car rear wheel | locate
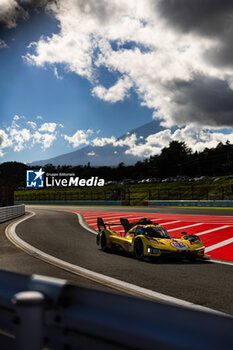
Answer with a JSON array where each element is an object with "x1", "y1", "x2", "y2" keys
[
  {"x1": 134, "y1": 238, "x2": 144, "y2": 260},
  {"x1": 96, "y1": 233, "x2": 100, "y2": 245},
  {"x1": 100, "y1": 232, "x2": 107, "y2": 251}
]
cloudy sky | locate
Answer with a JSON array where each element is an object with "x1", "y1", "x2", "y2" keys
[{"x1": 1, "y1": 0, "x2": 233, "y2": 163}]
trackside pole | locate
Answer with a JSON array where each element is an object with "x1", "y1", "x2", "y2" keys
[{"x1": 12, "y1": 291, "x2": 44, "y2": 350}]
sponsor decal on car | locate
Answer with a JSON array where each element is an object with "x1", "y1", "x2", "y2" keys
[{"x1": 170, "y1": 241, "x2": 188, "y2": 250}]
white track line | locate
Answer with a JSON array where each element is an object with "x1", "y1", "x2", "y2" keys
[
  {"x1": 169, "y1": 223, "x2": 203, "y2": 232},
  {"x1": 77, "y1": 213, "x2": 139, "y2": 220},
  {"x1": 78, "y1": 213, "x2": 103, "y2": 217},
  {"x1": 196, "y1": 225, "x2": 230, "y2": 236},
  {"x1": 77, "y1": 214, "x2": 98, "y2": 234},
  {"x1": 85, "y1": 217, "x2": 165, "y2": 225},
  {"x1": 5, "y1": 211, "x2": 230, "y2": 317},
  {"x1": 85, "y1": 215, "x2": 123, "y2": 222},
  {"x1": 158, "y1": 220, "x2": 181, "y2": 225},
  {"x1": 208, "y1": 259, "x2": 233, "y2": 266},
  {"x1": 205, "y1": 238, "x2": 233, "y2": 253},
  {"x1": 86, "y1": 215, "x2": 143, "y2": 223}
]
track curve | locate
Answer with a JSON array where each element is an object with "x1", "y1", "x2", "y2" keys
[{"x1": 11, "y1": 205, "x2": 233, "y2": 315}]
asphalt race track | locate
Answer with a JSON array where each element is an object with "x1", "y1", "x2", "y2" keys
[
  {"x1": 3, "y1": 205, "x2": 233, "y2": 316},
  {"x1": 0, "y1": 213, "x2": 124, "y2": 294}
]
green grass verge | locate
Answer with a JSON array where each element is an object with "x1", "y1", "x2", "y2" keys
[{"x1": 15, "y1": 177, "x2": 233, "y2": 205}]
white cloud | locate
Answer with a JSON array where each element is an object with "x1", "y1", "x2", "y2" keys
[
  {"x1": 92, "y1": 133, "x2": 137, "y2": 148},
  {"x1": 0, "y1": 115, "x2": 59, "y2": 156},
  {"x1": 83, "y1": 124, "x2": 233, "y2": 158},
  {"x1": 63, "y1": 129, "x2": 93, "y2": 148},
  {"x1": 13, "y1": 114, "x2": 20, "y2": 121},
  {"x1": 114, "y1": 133, "x2": 137, "y2": 147},
  {"x1": 92, "y1": 76, "x2": 132, "y2": 103},
  {"x1": 54, "y1": 66, "x2": 63, "y2": 80},
  {"x1": 0, "y1": 39, "x2": 8, "y2": 48},
  {"x1": 87, "y1": 151, "x2": 95, "y2": 156},
  {"x1": 27, "y1": 121, "x2": 37, "y2": 130},
  {"x1": 39, "y1": 122, "x2": 57, "y2": 133},
  {"x1": 24, "y1": 0, "x2": 233, "y2": 129},
  {"x1": 33, "y1": 131, "x2": 56, "y2": 150},
  {"x1": 92, "y1": 136, "x2": 116, "y2": 147},
  {"x1": 125, "y1": 125, "x2": 233, "y2": 157},
  {"x1": 8, "y1": 127, "x2": 31, "y2": 152},
  {"x1": 0, "y1": 129, "x2": 13, "y2": 156},
  {"x1": 1, "y1": 114, "x2": 233, "y2": 160},
  {"x1": 36, "y1": 115, "x2": 43, "y2": 120}
]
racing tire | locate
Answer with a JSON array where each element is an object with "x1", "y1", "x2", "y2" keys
[
  {"x1": 100, "y1": 232, "x2": 108, "y2": 251},
  {"x1": 134, "y1": 238, "x2": 144, "y2": 260},
  {"x1": 96, "y1": 233, "x2": 100, "y2": 245}
]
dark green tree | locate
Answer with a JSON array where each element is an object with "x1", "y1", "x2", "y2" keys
[{"x1": 157, "y1": 141, "x2": 192, "y2": 177}]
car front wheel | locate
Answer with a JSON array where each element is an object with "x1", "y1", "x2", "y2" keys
[{"x1": 134, "y1": 238, "x2": 144, "y2": 260}]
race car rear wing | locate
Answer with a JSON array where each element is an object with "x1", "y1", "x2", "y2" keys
[
  {"x1": 98, "y1": 217, "x2": 158, "y2": 234},
  {"x1": 97, "y1": 217, "x2": 106, "y2": 232},
  {"x1": 120, "y1": 217, "x2": 156, "y2": 235},
  {"x1": 97, "y1": 217, "x2": 122, "y2": 232},
  {"x1": 120, "y1": 218, "x2": 131, "y2": 234}
]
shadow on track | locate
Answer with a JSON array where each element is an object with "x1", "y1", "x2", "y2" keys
[{"x1": 96, "y1": 248, "x2": 213, "y2": 265}]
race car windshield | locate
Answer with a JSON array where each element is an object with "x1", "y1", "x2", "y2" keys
[{"x1": 145, "y1": 227, "x2": 171, "y2": 239}]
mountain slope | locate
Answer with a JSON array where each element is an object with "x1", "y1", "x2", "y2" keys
[{"x1": 29, "y1": 120, "x2": 163, "y2": 166}]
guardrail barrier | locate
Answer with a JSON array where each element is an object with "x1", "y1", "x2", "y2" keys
[
  {"x1": 0, "y1": 269, "x2": 233, "y2": 350},
  {"x1": 0, "y1": 204, "x2": 25, "y2": 223}
]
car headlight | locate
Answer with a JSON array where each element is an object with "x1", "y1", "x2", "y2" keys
[{"x1": 147, "y1": 246, "x2": 159, "y2": 254}]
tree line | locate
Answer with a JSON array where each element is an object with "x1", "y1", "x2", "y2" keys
[{"x1": 1, "y1": 140, "x2": 233, "y2": 187}]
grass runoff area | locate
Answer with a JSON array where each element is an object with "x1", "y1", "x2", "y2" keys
[{"x1": 15, "y1": 176, "x2": 233, "y2": 206}]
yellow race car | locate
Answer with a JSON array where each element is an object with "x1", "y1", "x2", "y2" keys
[{"x1": 96, "y1": 217, "x2": 205, "y2": 261}]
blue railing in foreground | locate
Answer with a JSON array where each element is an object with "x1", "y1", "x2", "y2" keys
[{"x1": 0, "y1": 269, "x2": 232, "y2": 350}]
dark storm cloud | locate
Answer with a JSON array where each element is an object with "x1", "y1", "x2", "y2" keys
[
  {"x1": 155, "y1": 0, "x2": 233, "y2": 127},
  {"x1": 0, "y1": 2, "x2": 27, "y2": 29},
  {"x1": 166, "y1": 75, "x2": 233, "y2": 127},
  {"x1": 204, "y1": 34, "x2": 233, "y2": 69},
  {"x1": 156, "y1": 0, "x2": 233, "y2": 68},
  {"x1": 156, "y1": 0, "x2": 233, "y2": 37},
  {"x1": 0, "y1": 0, "x2": 52, "y2": 29}
]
